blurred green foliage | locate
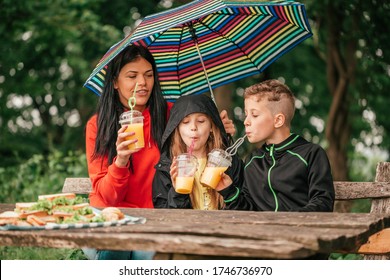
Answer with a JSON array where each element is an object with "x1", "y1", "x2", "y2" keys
[
  {"x1": 0, "y1": 149, "x2": 88, "y2": 260},
  {"x1": 0, "y1": 150, "x2": 87, "y2": 203}
]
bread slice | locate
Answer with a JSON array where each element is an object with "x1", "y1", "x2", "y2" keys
[
  {"x1": 72, "y1": 203, "x2": 90, "y2": 210},
  {"x1": 18, "y1": 210, "x2": 49, "y2": 219},
  {"x1": 15, "y1": 202, "x2": 37, "y2": 211},
  {"x1": 26, "y1": 215, "x2": 47, "y2": 226},
  {"x1": 52, "y1": 211, "x2": 74, "y2": 218},
  {"x1": 14, "y1": 220, "x2": 32, "y2": 227},
  {"x1": 38, "y1": 192, "x2": 76, "y2": 201},
  {"x1": 40, "y1": 216, "x2": 57, "y2": 223}
]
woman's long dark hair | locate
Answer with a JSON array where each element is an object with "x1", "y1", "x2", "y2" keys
[{"x1": 93, "y1": 45, "x2": 168, "y2": 165}]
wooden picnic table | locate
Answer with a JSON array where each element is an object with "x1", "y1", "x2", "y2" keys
[{"x1": 0, "y1": 204, "x2": 389, "y2": 259}]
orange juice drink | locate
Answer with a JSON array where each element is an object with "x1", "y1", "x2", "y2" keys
[
  {"x1": 200, "y1": 166, "x2": 228, "y2": 189},
  {"x1": 175, "y1": 153, "x2": 198, "y2": 194},
  {"x1": 125, "y1": 122, "x2": 145, "y2": 150},
  {"x1": 175, "y1": 176, "x2": 195, "y2": 194},
  {"x1": 119, "y1": 110, "x2": 144, "y2": 151}
]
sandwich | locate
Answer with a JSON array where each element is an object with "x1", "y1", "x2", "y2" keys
[
  {"x1": 0, "y1": 211, "x2": 20, "y2": 226},
  {"x1": 15, "y1": 200, "x2": 50, "y2": 219}
]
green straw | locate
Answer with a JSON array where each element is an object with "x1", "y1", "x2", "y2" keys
[{"x1": 128, "y1": 82, "x2": 137, "y2": 123}]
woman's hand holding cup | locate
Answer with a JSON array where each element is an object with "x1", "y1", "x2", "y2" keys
[{"x1": 115, "y1": 125, "x2": 142, "y2": 168}]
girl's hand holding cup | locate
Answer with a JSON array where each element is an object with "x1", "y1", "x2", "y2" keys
[{"x1": 170, "y1": 157, "x2": 178, "y2": 189}]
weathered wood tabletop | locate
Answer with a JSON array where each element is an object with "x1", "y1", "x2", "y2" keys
[{"x1": 0, "y1": 204, "x2": 389, "y2": 259}]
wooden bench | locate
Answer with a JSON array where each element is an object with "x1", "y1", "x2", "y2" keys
[
  {"x1": 62, "y1": 177, "x2": 92, "y2": 194},
  {"x1": 63, "y1": 162, "x2": 390, "y2": 259}
]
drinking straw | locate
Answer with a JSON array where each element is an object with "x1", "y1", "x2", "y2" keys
[
  {"x1": 226, "y1": 135, "x2": 247, "y2": 156},
  {"x1": 188, "y1": 138, "x2": 195, "y2": 157},
  {"x1": 128, "y1": 82, "x2": 138, "y2": 123},
  {"x1": 187, "y1": 138, "x2": 197, "y2": 174}
]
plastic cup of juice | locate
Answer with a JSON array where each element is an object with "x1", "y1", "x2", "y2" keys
[
  {"x1": 175, "y1": 154, "x2": 198, "y2": 194},
  {"x1": 119, "y1": 110, "x2": 145, "y2": 151},
  {"x1": 200, "y1": 149, "x2": 232, "y2": 189}
]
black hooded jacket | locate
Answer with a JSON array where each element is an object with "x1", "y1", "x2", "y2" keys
[
  {"x1": 152, "y1": 94, "x2": 244, "y2": 209},
  {"x1": 219, "y1": 134, "x2": 335, "y2": 212}
]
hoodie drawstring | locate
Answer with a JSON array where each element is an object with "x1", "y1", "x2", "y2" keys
[{"x1": 268, "y1": 144, "x2": 279, "y2": 212}]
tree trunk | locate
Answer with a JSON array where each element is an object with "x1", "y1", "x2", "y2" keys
[
  {"x1": 324, "y1": 3, "x2": 357, "y2": 212},
  {"x1": 324, "y1": 3, "x2": 356, "y2": 181},
  {"x1": 325, "y1": 77, "x2": 349, "y2": 181}
]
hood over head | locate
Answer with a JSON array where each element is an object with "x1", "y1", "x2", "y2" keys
[{"x1": 161, "y1": 94, "x2": 228, "y2": 151}]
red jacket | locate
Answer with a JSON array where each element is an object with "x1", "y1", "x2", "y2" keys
[{"x1": 86, "y1": 103, "x2": 173, "y2": 208}]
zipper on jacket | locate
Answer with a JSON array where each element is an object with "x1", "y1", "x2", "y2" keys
[{"x1": 268, "y1": 144, "x2": 279, "y2": 212}]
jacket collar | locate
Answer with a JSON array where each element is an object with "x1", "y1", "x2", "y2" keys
[{"x1": 262, "y1": 134, "x2": 306, "y2": 155}]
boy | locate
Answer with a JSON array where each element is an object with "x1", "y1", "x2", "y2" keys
[{"x1": 217, "y1": 79, "x2": 335, "y2": 212}]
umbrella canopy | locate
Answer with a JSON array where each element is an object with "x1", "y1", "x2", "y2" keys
[{"x1": 85, "y1": 0, "x2": 312, "y2": 101}]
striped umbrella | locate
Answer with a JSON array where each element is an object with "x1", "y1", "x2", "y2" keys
[{"x1": 85, "y1": 0, "x2": 312, "y2": 102}]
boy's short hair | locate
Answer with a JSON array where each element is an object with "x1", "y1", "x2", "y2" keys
[{"x1": 244, "y1": 79, "x2": 295, "y2": 127}]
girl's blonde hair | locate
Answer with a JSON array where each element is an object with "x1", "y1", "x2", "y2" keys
[{"x1": 170, "y1": 114, "x2": 225, "y2": 210}]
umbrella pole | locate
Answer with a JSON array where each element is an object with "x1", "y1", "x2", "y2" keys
[
  {"x1": 189, "y1": 24, "x2": 216, "y2": 106},
  {"x1": 193, "y1": 42, "x2": 215, "y2": 103}
]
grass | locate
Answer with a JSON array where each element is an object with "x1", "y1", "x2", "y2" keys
[
  {"x1": 329, "y1": 253, "x2": 363, "y2": 260},
  {"x1": 1, "y1": 247, "x2": 364, "y2": 260},
  {"x1": 0, "y1": 247, "x2": 87, "y2": 260}
]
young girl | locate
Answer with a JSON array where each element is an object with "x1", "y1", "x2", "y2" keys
[{"x1": 152, "y1": 94, "x2": 243, "y2": 210}]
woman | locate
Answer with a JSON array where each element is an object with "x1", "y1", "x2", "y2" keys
[{"x1": 86, "y1": 45, "x2": 171, "y2": 209}]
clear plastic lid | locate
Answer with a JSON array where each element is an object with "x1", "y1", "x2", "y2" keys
[
  {"x1": 176, "y1": 153, "x2": 198, "y2": 176},
  {"x1": 177, "y1": 153, "x2": 197, "y2": 162},
  {"x1": 119, "y1": 110, "x2": 144, "y2": 125},
  {"x1": 207, "y1": 148, "x2": 232, "y2": 167}
]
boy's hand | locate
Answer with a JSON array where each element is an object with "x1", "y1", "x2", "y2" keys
[
  {"x1": 220, "y1": 110, "x2": 236, "y2": 136},
  {"x1": 215, "y1": 172, "x2": 233, "y2": 191}
]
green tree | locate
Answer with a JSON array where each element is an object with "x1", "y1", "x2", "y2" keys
[
  {"x1": 0, "y1": 0, "x2": 164, "y2": 167},
  {"x1": 303, "y1": 0, "x2": 389, "y2": 180},
  {"x1": 255, "y1": 0, "x2": 389, "y2": 181}
]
